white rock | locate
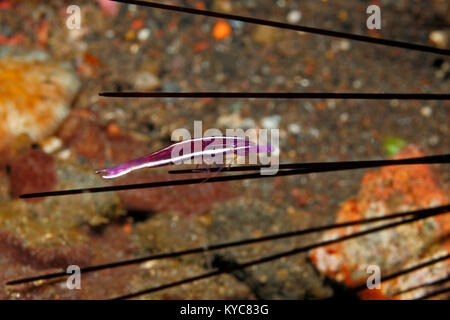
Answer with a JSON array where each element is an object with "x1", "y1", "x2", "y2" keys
[
  {"x1": 137, "y1": 28, "x2": 151, "y2": 41},
  {"x1": 286, "y1": 10, "x2": 302, "y2": 24},
  {"x1": 288, "y1": 123, "x2": 301, "y2": 134},
  {"x1": 429, "y1": 30, "x2": 448, "y2": 49},
  {"x1": 133, "y1": 71, "x2": 161, "y2": 90},
  {"x1": 261, "y1": 115, "x2": 281, "y2": 129}
]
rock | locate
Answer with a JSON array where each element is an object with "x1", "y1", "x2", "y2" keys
[
  {"x1": 252, "y1": 25, "x2": 283, "y2": 46},
  {"x1": 429, "y1": 30, "x2": 448, "y2": 49},
  {"x1": 6, "y1": 154, "x2": 124, "y2": 226},
  {"x1": 0, "y1": 151, "x2": 125, "y2": 273},
  {"x1": 286, "y1": 10, "x2": 302, "y2": 24},
  {"x1": 137, "y1": 28, "x2": 151, "y2": 42},
  {"x1": 261, "y1": 115, "x2": 281, "y2": 129},
  {"x1": 361, "y1": 243, "x2": 450, "y2": 300},
  {"x1": 130, "y1": 210, "x2": 254, "y2": 299},
  {"x1": 206, "y1": 198, "x2": 333, "y2": 299},
  {"x1": 217, "y1": 112, "x2": 243, "y2": 128},
  {"x1": 133, "y1": 71, "x2": 161, "y2": 91},
  {"x1": 288, "y1": 123, "x2": 302, "y2": 134},
  {"x1": 9, "y1": 149, "x2": 57, "y2": 200},
  {"x1": 130, "y1": 259, "x2": 253, "y2": 300},
  {"x1": 309, "y1": 146, "x2": 449, "y2": 297},
  {"x1": 0, "y1": 56, "x2": 80, "y2": 154}
]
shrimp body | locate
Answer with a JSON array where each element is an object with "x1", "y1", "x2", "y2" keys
[{"x1": 96, "y1": 136, "x2": 271, "y2": 179}]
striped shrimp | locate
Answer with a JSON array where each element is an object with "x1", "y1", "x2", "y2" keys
[{"x1": 95, "y1": 136, "x2": 272, "y2": 179}]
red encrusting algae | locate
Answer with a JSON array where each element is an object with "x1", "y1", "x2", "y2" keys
[
  {"x1": 309, "y1": 145, "x2": 449, "y2": 299},
  {"x1": 9, "y1": 149, "x2": 57, "y2": 201}
]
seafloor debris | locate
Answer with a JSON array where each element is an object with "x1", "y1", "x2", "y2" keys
[
  {"x1": 0, "y1": 0, "x2": 448, "y2": 300},
  {"x1": 58, "y1": 109, "x2": 153, "y2": 166},
  {"x1": 130, "y1": 259, "x2": 254, "y2": 300},
  {"x1": 309, "y1": 146, "x2": 449, "y2": 299},
  {"x1": 131, "y1": 210, "x2": 218, "y2": 269},
  {"x1": 1, "y1": 223, "x2": 138, "y2": 299},
  {"x1": 359, "y1": 242, "x2": 450, "y2": 300},
  {"x1": 0, "y1": 55, "x2": 80, "y2": 159},
  {"x1": 0, "y1": 154, "x2": 124, "y2": 271},
  {"x1": 9, "y1": 149, "x2": 57, "y2": 200},
  {"x1": 205, "y1": 198, "x2": 333, "y2": 299}
]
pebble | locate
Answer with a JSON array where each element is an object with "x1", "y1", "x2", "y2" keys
[
  {"x1": 339, "y1": 40, "x2": 351, "y2": 51},
  {"x1": 420, "y1": 106, "x2": 433, "y2": 118},
  {"x1": 300, "y1": 78, "x2": 310, "y2": 87},
  {"x1": 105, "y1": 29, "x2": 115, "y2": 39},
  {"x1": 428, "y1": 135, "x2": 439, "y2": 146},
  {"x1": 327, "y1": 100, "x2": 337, "y2": 109},
  {"x1": 57, "y1": 149, "x2": 71, "y2": 160},
  {"x1": 40, "y1": 136, "x2": 63, "y2": 154},
  {"x1": 390, "y1": 100, "x2": 400, "y2": 108},
  {"x1": 241, "y1": 118, "x2": 257, "y2": 129},
  {"x1": 288, "y1": 123, "x2": 302, "y2": 134},
  {"x1": 429, "y1": 30, "x2": 448, "y2": 49},
  {"x1": 217, "y1": 113, "x2": 243, "y2": 129},
  {"x1": 230, "y1": 20, "x2": 244, "y2": 30},
  {"x1": 352, "y1": 79, "x2": 363, "y2": 89},
  {"x1": 137, "y1": 28, "x2": 151, "y2": 41},
  {"x1": 130, "y1": 43, "x2": 139, "y2": 54},
  {"x1": 134, "y1": 71, "x2": 161, "y2": 90},
  {"x1": 0, "y1": 56, "x2": 80, "y2": 149},
  {"x1": 339, "y1": 112, "x2": 349, "y2": 122},
  {"x1": 286, "y1": 10, "x2": 302, "y2": 24},
  {"x1": 308, "y1": 127, "x2": 320, "y2": 138},
  {"x1": 261, "y1": 115, "x2": 282, "y2": 129},
  {"x1": 252, "y1": 25, "x2": 283, "y2": 46}
]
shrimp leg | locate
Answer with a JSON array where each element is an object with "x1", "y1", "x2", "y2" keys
[{"x1": 200, "y1": 154, "x2": 234, "y2": 184}]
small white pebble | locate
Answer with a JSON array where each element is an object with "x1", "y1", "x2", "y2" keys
[
  {"x1": 41, "y1": 136, "x2": 62, "y2": 154},
  {"x1": 300, "y1": 78, "x2": 310, "y2": 87},
  {"x1": 105, "y1": 29, "x2": 115, "y2": 39},
  {"x1": 429, "y1": 30, "x2": 448, "y2": 49},
  {"x1": 130, "y1": 43, "x2": 139, "y2": 54},
  {"x1": 352, "y1": 79, "x2": 363, "y2": 89},
  {"x1": 134, "y1": 71, "x2": 160, "y2": 90},
  {"x1": 339, "y1": 112, "x2": 349, "y2": 122},
  {"x1": 429, "y1": 135, "x2": 439, "y2": 146},
  {"x1": 288, "y1": 123, "x2": 302, "y2": 134},
  {"x1": 276, "y1": 0, "x2": 286, "y2": 8},
  {"x1": 137, "y1": 28, "x2": 151, "y2": 41},
  {"x1": 141, "y1": 261, "x2": 157, "y2": 269},
  {"x1": 261, "y1": 115, "x2": 282, "y2": 129},
  {"x1": 57, "y1": 149, "x2": 71, "y2": 160},
  {"x1": 308, "y1": 127, "x2": 320, "y2": 138},
  {"x1": 390, "y1": 99, "x2": 400, "y2": 108},
  {"x1": 286, "y1": 10, "x2": 302, "y2": 24},
  {"x1": 339, "y1": 39, "x2": 351, "y2": 51},
  {"x1": 420, "y1": 106, "x2": 432, "y2": 118},
  {"x1": 327, "y1": 99, "x2": 336, "y2": 109},
  {"x1": 241, "y1": 118, "x2": 256, "y2": 129}
]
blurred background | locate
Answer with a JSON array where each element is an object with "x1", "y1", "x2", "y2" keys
[{"x1": 0, "y1": 0, "x2": 448, "y2": 299}]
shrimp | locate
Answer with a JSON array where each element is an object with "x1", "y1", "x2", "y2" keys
[{"x1": 95, "y1": 136, "x2": 272, "y2": 179}]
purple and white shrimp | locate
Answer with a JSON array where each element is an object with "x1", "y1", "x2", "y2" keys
[{"x1": 95, "y1": 136, "x2": 272, "y2": 179}]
